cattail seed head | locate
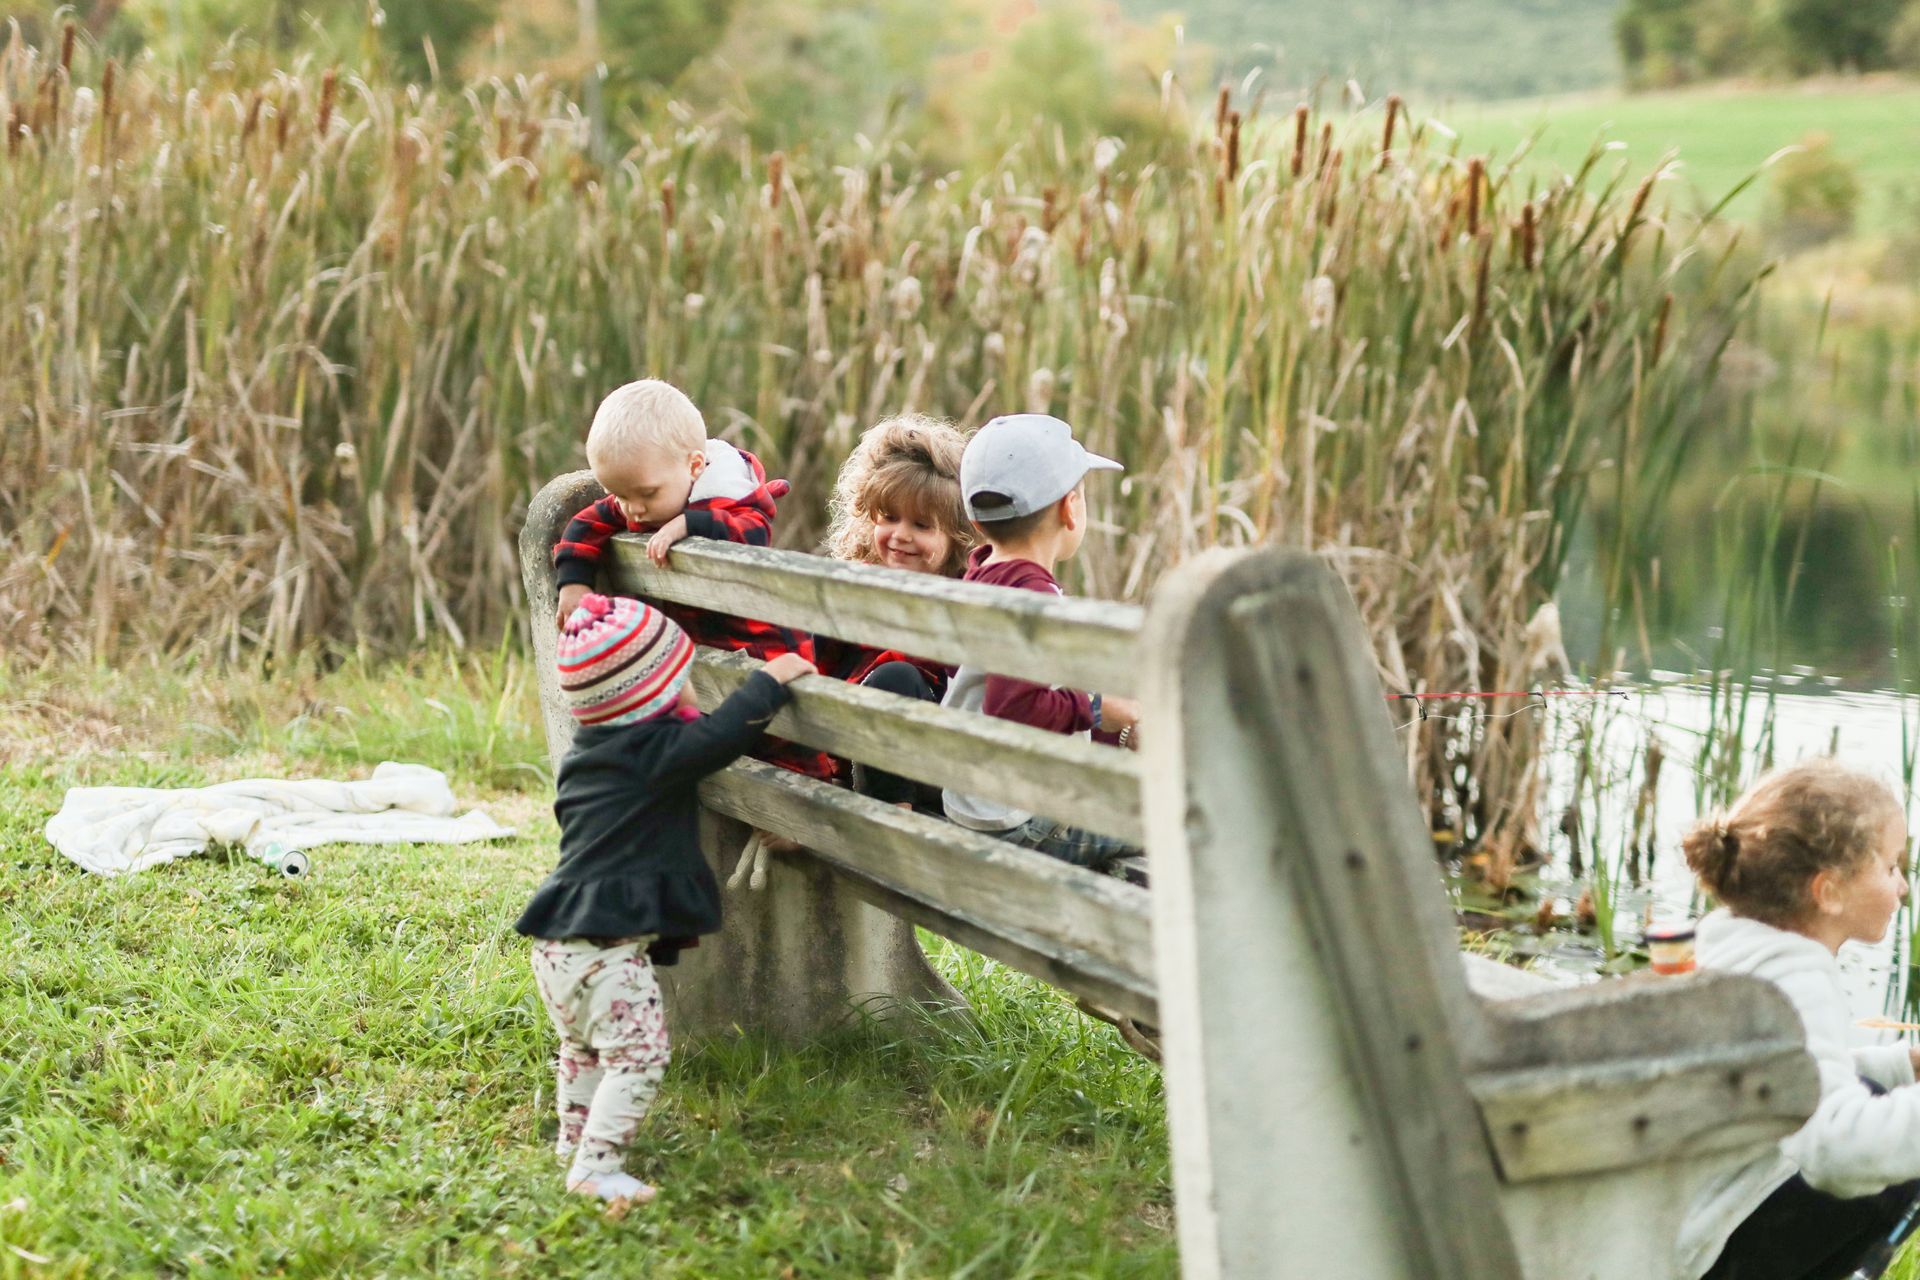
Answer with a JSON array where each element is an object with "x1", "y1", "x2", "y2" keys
[
  {"x1": 1624, "y1": 172, "x2": 1656, "y2": 243},
  {"x1": 1378, "y1": 95, "x2": 1401, "y2": 172},
  {"x1": 1472, "y1": 231, "x2": 1492, "y2": 334},
  {"x1": 1226, "y1": 110, "x2": 1241, "y2": 184},
  {"x1": 1291, "y1": 105, "x2": 1308, "y2": 178},
  {"x1": 767, "y1": 151, "x2": 784, "y2": 211},
  {"x1": 661, "y1": 177, "x2": 676, "y2": 227},
  {"x1": 1215, "y1": 85, "x2": 1230, "y2": 136},
  {"x1": 1465, "y1": 156, "x2": 1485, "y2": 237},
  {"x1": 242, "y1": 91, "x2": 261, "y2": 147},
  {"x1": 1520, "y1": 201, "x2": 1537, "y2": 271},
  {"x1": 61, "y1": 22, "x2": 76, "y2": 74},
  {"x1": 317, "y1": 68, "x2": 337, "y2": 137},
  {"x1": 98, "y1": 60, "x2": 116, "y2": 162}
]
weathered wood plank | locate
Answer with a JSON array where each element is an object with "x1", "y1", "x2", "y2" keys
[
  {"x1": 698, "y1": 760, "x2": 1156, "y2": 1018},
  {"x1": 1215, "y1": 568, "x2": 1522, "y2": 1277},
  {"x1": 1142, "y1": 549, "x2": 1521, "y2": 1280},
  {"x1": 521, "y1": 471, "x2": 608, "y2": 767},
  {"x1": 690, "y1": 649, "x2": 1142, "y2": 844},
  {"x1": 836, "y1": 875, "x2": 1159, "y2": 1025},
  {"x1": 606, "y1": 534, "x2": 1145, "y2": 696},
  {"x1": 1471, "y1": 1039, "x2": 1814, "y2": 1182}
]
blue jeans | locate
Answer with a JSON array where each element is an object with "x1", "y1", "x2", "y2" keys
[{"x1": 1002, "y1": 815, "x2": 1137, "y2": 871}]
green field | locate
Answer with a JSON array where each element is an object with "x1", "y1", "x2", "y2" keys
[
  {"x1": 0, "y1": 657, "x2": 1173, "y2": 1277},
  {"x1": 1448, "y1": 80, "x2": 1920, "y2": 232}
]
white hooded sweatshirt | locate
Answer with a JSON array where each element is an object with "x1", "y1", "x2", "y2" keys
[{"x1": 1675, "y1": 910, "x2": 1918, "y2": 1278}]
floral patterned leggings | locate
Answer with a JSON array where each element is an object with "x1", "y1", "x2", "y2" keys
[{"x1": 529, "y1": 937, "x2": 671, "y2": 1181}]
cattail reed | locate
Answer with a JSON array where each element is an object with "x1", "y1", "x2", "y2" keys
[
  {"x1": 317, "y1": 68, "x2": 336, "y2": 137},
  {"x1": 1465, "y1": 157, "x2": 1485, "y2": 237},
  {"x1": 1215, "y1": 85, "x2": 1230, "y2": 137},
  {"x1": 1472, "y1": 231, "x2": 1492, "y2": 334},
  {"x1": 98, "y1": 59, "x2": 115, "y2": 156},
  {"x1": 1378, "y1": 94, "x2": 1401, "y2": 172},
  {"x1": 0, "y1": 43, "x2": 1784, "y2": 862},
  {"x1": 60, "y1": 22, "x2": 75, "y2": 75}
]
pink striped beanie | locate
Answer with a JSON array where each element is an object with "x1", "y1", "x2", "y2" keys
[{"x1": 557, "y1": 593, "x2": 695, "y2": 727}]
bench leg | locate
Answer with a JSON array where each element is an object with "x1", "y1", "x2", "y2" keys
[{"x1": 656, "y1": 810, "x2": 965, "y2": 1042}]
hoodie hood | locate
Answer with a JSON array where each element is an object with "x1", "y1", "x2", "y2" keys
[
  {"x1": 1696, "y1": 909, "x2": 1836, "y2": 979},
  {"x1": 691, "y1": 440, "x2": 782, "y2": 506}
]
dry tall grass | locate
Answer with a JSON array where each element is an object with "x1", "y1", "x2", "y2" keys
[{"x1": 1, "y1": 31, "x2": 1766, "y2": 859}]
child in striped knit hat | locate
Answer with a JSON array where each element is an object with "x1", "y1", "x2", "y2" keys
[{"x1": 516, "y1": 593, "x2": 814, "y2": 1206}]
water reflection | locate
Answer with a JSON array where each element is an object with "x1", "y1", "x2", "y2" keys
[{"x1": 1482, "y1": 681, "x2": 1915, "y2": 1031}]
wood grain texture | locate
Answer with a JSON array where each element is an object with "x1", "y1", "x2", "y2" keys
[
  {"x1": 1142, "y1": 548, "x2": 1521, "y2": 1280},
  {"x1": 690, "y1": 649, "x2": 1142, "y2": 843},
  {"x1": 698, "y1": 760, "x2": 1156, "y2": 1021},
  {"x1": 605, "y1": 535, "x2": 1145, "y2": 696},
  {"x1": 1471, "y1": 1039, "x2": 1813, "y2": 1182}
]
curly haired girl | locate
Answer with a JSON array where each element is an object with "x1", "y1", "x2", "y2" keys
[{"x1": 817, "y1": 414, "x2": 973, "y2": 804}]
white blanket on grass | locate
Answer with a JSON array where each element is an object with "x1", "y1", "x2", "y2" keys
[{"x1": 45, "y1": 762, "x2": 516, "y2": 876}]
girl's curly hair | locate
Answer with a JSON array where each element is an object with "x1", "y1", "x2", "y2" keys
[
  {"x1": 1682, "y1": 758, "x2": 1903, "y2": 928},
  {"x1": 822, "y1": 414, "x2": 973, "y2": 577}
]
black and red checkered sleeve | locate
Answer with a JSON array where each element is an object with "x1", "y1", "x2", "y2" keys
[
  {"x1": 683, "y1": 499, "x2": 773, "y2": 547},
  {"x1": 551, "y1": 496, "x2": 629, "y2": 588}
]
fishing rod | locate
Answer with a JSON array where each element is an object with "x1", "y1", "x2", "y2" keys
[{"x1": 1386, "y1": 689, "x2": 1630, "y2": 722}]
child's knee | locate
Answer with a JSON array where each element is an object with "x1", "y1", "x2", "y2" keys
[
  {"x1": 601, "y1": 1043, "x2": 669, "y2": 1080},
  {"x1": 862, "y1": 660, "x2": 932, "y2": 701}
]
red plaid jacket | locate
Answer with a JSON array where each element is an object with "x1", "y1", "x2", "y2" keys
[{"x1": 552, "y1": 446, "x2": 833, "y2": 780}]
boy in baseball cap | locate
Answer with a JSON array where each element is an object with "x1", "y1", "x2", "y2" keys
[{"x1": 940, "y1": 414, "x2": 1141, "y2": 871}]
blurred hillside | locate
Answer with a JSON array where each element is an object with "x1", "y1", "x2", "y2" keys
[{"x1": 1120, "y1": 0, "x2": 1621, "y2": 100}]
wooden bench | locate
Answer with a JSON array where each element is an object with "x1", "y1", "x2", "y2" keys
[{"x1": 523, "y1": 470, "x2": 1820, "y2": 1280}]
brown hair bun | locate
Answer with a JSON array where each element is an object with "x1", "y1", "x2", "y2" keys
[{"x1": 1679, "y1": 760, "x2": 1902, "y2": 927}]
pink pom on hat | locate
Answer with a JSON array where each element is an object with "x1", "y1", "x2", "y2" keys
[{"x1": 556, "y1": 593, "x2": 695, "y2": 726}]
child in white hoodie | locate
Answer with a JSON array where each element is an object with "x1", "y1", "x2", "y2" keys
[{"x1": 1678, "y1": 760, "x2": 1920, "y2": 1280}]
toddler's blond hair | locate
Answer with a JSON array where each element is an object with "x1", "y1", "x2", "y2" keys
[{"x1": 586, "y1": 379, "x2": 706, "y2": 467}]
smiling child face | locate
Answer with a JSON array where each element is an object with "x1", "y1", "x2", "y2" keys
[{"x1": 868, "y1": 500, "x2": 955, "y2": 575}]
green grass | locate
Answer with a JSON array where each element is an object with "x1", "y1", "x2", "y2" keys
[
  {"x1": 0, "y1": 657, "x2": 1173, "y2": 1278},
  {"x1": 1448, "y1": 79, "x2": 1920, "y2": 232}
]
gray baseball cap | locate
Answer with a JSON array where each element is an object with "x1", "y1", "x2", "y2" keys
[{"x1": 961, "y1": 414, "x2": 1123, "y2": 522}]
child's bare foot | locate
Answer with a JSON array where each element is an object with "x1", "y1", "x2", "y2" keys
[{"x1": 567, "y1": 1170, "x2": 656, "y2": 1207}]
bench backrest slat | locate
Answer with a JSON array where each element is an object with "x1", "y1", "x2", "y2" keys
[
  {"x1": 1142, "y1": 550, "x2": 1522, "y2": 1280},
  {"x1": 691, "y1": 650, "x2": 1142, "y2": 844},
  {"x1": 609, "y1": 538, "x2": 1145, "y2": 697},
  {"x1": 702, "y1": 760, "x2": 1157, "y2": 1023}
]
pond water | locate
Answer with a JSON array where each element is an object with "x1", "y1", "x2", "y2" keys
[{"x1": 1459, "y1": 680, "x2": 1916, "y2": 1027}]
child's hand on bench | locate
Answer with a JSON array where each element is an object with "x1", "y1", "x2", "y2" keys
[
  {"x1": 646, "y1": 515, "x2": 691, "y2": 565},
  {"x1": 762, "y1": 654, "x2": 816, "y2": 685},
  {"x1": 555, "y1": 583, "x2": 592, "y2": 628}
]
